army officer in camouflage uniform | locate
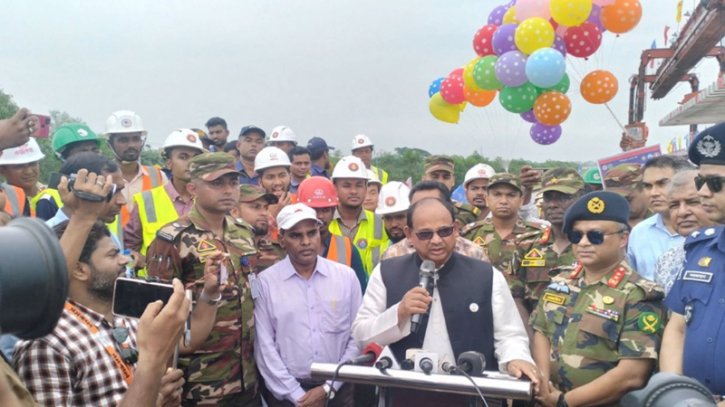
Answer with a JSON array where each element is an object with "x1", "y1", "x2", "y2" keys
[
  {"x1": 146, "y1": 153, "x2": 260, "y2": 406},
  {"x1": 531, "y1": 191, "x2": 665, "y2": 407}
]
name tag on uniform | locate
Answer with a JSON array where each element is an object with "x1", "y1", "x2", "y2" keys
[
  {"x1": 542, "y1": 292, "x2": 566, "y2": 305},
  {"x1": 682, "y1": 270, "x2": 713, "y2": 284},
  {"x1": 248, "y1": 273, "x2": 260, "y2": 299}
]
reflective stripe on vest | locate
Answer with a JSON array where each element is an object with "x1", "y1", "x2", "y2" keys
[
  {"x1": 326, "y1": 235, "x2": 352, "y2": 266},
  {"x1": 145, "y1": 166, "x2": 162, "y2": 189},
  {"x1": 3, "y1": 184, "x2": 21, "y2": 215},
  {"x1": 373, "y1": 166, "x2": 388, "y2": 184},
  {"x1": 106, "y1": 215, "x2": 123, "y2": 247},
  {"x1": 134, "y1": 186, "x2": 179, "y2": 256},
  {"x1": 31, "y1": 188, "x2": 62, "y2": 212},
  {"x1": 372, "y1": 213, "x2": 383, "y2": 240}
]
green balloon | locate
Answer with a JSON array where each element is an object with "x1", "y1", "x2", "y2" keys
[
  {"x1": 499, "y1": 83, "x2": 539, "y2": 114},
  {"x1": 537, "y1": 73, "x2": 570, "y2": 95},
  {"x1": 473, "y1": 56, "x2": 502, "y2": 91}
]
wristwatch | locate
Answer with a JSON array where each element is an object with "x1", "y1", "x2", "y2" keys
[
  {"x1": 322, "y1": 383, "x2": 335, "y2": 400},
  {"x1": 557, "y1": 392, "x2": 569, "y2": 407},
  {"x1": 199, "y1": 291, "x2": 222, "y2": 306}
]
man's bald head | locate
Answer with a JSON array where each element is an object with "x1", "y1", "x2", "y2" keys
[{"x1": 406, "y1": 197, "x2": 455, "y2": 230}]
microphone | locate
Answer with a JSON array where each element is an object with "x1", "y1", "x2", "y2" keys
[
  {"x1": 419, "y1": 357, "x2": 434, "y2": 374},
  {"x1": 442, "y1": 351, "x2": 487, "y2": 377},
  {"x1": 411, "y1": 260, "x2": 435, "y2": 333},
  {"x1": 343, "y1": 343, "x2": 383, "y2": 366},
  {"x1": 374, "y1": 346, "x2": 400, "y2": 370},
  {"x1": 414, "y1": 351, "x2": 439, "y2": 374},
  {"x1": 401, "y1": 348, "x2": 423, "y2": 370}
]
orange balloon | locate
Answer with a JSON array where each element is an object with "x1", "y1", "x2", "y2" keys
[
  {"x1": 533, "y1": 91, "x2": 571, "y2": 126},
  {"x1": 580, "y1": 70, "x2": 619, "y2": 104},
  {"x1": 601, "y1": 0, "x2": 643, "y2": 34},
  {"x1": 464, "y1": 87, "x2": 497, "y2": 107}
]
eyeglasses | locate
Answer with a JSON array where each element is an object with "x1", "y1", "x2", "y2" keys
[
  {"x1": 113, "y1": 327, "x2": 139, "y2": 365},
  {"x1": 413, "y1": 225, "x2": 455, "y2": 241},
  {"x1": 695, "y1": 175, "x2": 725, "y2": 193},
  {"x1": 568, "y1": 230, "x2": 624, "y2": 245}
]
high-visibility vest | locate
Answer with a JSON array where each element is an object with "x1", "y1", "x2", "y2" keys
[
  {"x1": 30, "y1": 188, "x2": 61, "y2": 213},
  {"x1": 372, "y1": 165, "x2": 388, "y2": 185},
  {"x1": 328, "y1": 209, "x2": 387, "y2": 274},
  {"x1": 133, "y1": 186, "x2": 180, "y2": 257},
  {"x1": 1, "y1": 184, "x2": 32, "y2": 217},
  {"x1": 326, "y1": 234, "x2": 353, "y2": 266},
  {"x1": 120, "y1": 166, "x2": 165, "y2": 227}
]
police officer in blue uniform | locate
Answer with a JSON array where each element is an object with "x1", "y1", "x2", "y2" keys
[{"x1": 661, "y1": 122, "x2": 725, "y2": 401}]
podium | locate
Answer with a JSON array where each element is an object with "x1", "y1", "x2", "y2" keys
[{"x1": 310, "y1": 363, "x2": 532, "y2": 401}]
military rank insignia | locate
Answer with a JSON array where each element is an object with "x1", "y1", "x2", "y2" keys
[
  {"x1": 638, "y1": 312, "x2": 661, "y2": 333},
  {"x1": 546, "y1": 281, "x2": 570, "y2": 294},
  {"x1": 607, "y1": 266, "x2": 626, "y2": 288},
  {"x1": 585, "y1": 304, "x2": 619, "y2": 321},
  {"x1": 522, "y1": 248, "x2": 546, "y2": 267},
  {"x1": 198, "y1": 240, "x2": 216, "y2": 252},
  {"x1": 698, "y1": 257, "x2": 712, "y2": 268},
  {"x1": 473, "y1": 236, "x2": 486, "y2": 246},
  {"x1": 542, "y1": 292, "x2": 566, "y2": 305},
  {"x1": 587, "y1": 197, "x2": 605, "y2": 214}
]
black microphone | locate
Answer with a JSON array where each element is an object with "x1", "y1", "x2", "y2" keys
[
  {"x1": 454, "y1": 351, "x2": 486, "y2": 377},
  {"x1": 419, "y1": 357, "x2": 434, "y2": 374},
  {"x1": 411, "y1": 260, "x2": 435, "y2": 333},
  {"x1": 400, "y1": 359, "x2": 415, "y2": 370},
  {"x1": 343, "y1": 343, "x2": 382, "y2": 366},
  {"x1": 374, "y1": 356, "x2": 394, "y2": 370}
]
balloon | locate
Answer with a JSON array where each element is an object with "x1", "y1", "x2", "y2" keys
[
  {"x1": 489, "y1": 5, "x2": 509, "y2": 25},
  {"x1": 460, "y1": 101, "x2": 468, "y2": 112},
  {"x1": 521, "y1": 109, "x2": 537, "y2": 123},
  {"x1": 499, "y1": 82, "x2": 539, "y2": 113},
  {"x1": 587, "y1": 5, "x2": 606, "y2": 32},
  {"x1": 473, "y1": 24, "x2": 499, "y2": 57},
  {"x1": 551, "y1": 0, "x2": 593, "y2": 27},
  {"x1": 515, "y1": 17, "x2": 555, "y2": 55},
  {"x1": 465, "y1": 87, "x2": 497, "y2": 107},
  {"x1": 463, "y1": 57, "x2": 484, "y2": 91},
  {"x1": 495, "y1": 51, "x2": 529, "y2": 87},
  {"x1": 601, "y1": 0, "x2": 642, "y2": 34},
  {"x1": 429, "y1": 93, "x2": 460, "y2": 124},
  {"x1": 428, "y1": 77, "x2": 445, "y2": 98},
  {"x1": 516, "y1": 0, "x2": 551, "y2": 21},
  {"x1": 580, "y1": 69, "x2": 619, "y2": 104},
  {"x1": 503, "y1": 7, "x2": 521, "y2": 24},
  {"x1": 440, "y1": 75, "x2": 466, "y2": 104},
  {"x1": 555, "y1": 23, "x2": 569, "y2": 37},
  {"x1": 537, "y1": 73, "x2": 570, "y2": 94},
  {"x1": 530, "y1": 122, "x2": 562, "y2": 145},
  {"x1": 525, "y1": 48, "x2": 566, "y2": 88},
  {"x1": 593, "y1": 0, "x2": 615, "y2": 6},
  {"x1": 534, "y1": 91, "x2": 572, "y2": 125},
  {"x1": 552, "y1": 34, "x2": 567, "y2": 56},
  {"x1": 473, "y1": 56, "x2": 503, "y2": 90},
  {"x1": 493, "y1": 24, "x2": 519, "y2": 56},
  {"x1": 450, "y1": 68, "x2": 464, "y2": 77},
  {"x1": 564, "y1": 22, "x2": 602, "y2": 58}
]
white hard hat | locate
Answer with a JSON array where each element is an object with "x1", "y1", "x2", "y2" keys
[
  {"x1": 268, "y1": 126, "x2": 297, "y2": 144},
  {"x1": 255, "y1": 146, "x2": 291, "y2": 172},
  {"x1": 332, "y1": 156, "x2": 368, "y2": 180},
  {"x1": 162, "y1": 128, "x2": 206, "y2": 153},
  {"x1": 105, "y1": 110, "x2": 147, "y2": 136},
  {"x1": 351, "y1": 134, "x2": 373, "y2": 151},
  {"x1": 376, "y1": 181, "x2": 411, "y2": 216},
  {"x1": 464, "y1": 164, "x2": 497, "y2": 188},
  {"x1": 366, "y1": 169, "x2": 382, "y2": 186},
  {"x1": 0, "y1": 138, "x2": 45, "y2": 165}
]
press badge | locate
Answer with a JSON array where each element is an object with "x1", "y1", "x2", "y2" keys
[{"x1": 248, "y1": 273, "x2": 260, "y2": 299}]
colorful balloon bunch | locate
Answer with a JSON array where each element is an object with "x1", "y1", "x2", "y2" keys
[{"x1": 428, "y1": 0, "x2": 642, "y2": 145}]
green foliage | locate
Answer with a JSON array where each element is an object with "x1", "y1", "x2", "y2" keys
[{"x1": 0, "y1": 89, "x2": 19, "y2": 120}]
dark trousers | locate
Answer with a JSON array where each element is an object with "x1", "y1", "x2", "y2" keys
[{"x1": 266, "y1": 382, "x2": 354, "y2": 407}]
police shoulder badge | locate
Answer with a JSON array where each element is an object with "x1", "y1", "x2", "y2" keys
[
  {"x1": 698, "y1": 256, "x2": 712, "y2": 268},
  {"x1": 587, "y1": 197, "x2": 605, "y2": 214},
  {"x1": 697, "y1": 135, "x2": 722, "y2": 158},
  {"x1": 638, "y1": 312, "x2": 661, "y2": 334}
]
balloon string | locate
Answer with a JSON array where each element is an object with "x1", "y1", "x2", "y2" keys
[{"x1": 604, "y1": 103, "x2": 626, "y2": 132}]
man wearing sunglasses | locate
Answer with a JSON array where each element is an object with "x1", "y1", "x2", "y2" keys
[
  {"x1": 531, "y1": 191, "x2": 665, "y2": 407},
  {"x1": 603, "y1": 163, "x2": 652, "y2": 229},
  {"x1": 661, "y1": 122, "x2": 725, "y2": 399}
]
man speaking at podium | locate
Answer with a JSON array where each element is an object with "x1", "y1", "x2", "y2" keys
[{"x1": 352, "y1": 197, "x2": 539, "y2": 406}]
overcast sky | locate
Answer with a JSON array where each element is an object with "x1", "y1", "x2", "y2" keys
[{"x1": 0, "y1": 0, "x2": 717, "y2": 162}]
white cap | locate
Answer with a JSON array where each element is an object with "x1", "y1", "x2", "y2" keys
[
  {"x1": 376, "y1": 181, "x2": 411, "y2": 216},
  {"x1": 464, "y1": 164, "x2": 497, "y2": 188},
  {"x1": 277, "y1": 203, "x2": 323, "y2": 231},
  {"x1": 0, "y1": 138, "x2": 45, "y2": 165},
  {"x1": 331, "y1": 156, "x2": 368, "y2": 180},
  {"x1": 255, "y1": 146, "x2": 291, "y2": 172},
  {"x1": 268, "y1": 126, "x2": 297, "y2": 144},
  {"x1": 162, "y1": 128, "x2": 206, "y2": 152},
  {"x1": 352, "y1": 134, "x2": 373, "y2": 151},
  {"x1": 105, "y1": 110, "x2": 147, "y2": 136},
  {"x1": 366, "y1": 169, "x2": 382, "y2": 186}
]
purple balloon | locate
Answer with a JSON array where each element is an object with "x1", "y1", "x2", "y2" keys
[
  {"x1": 493, "y1": 24, "x2": 519, "y2": 56},
  {"x1": 488, "y1": 5, "x2": 509, "y2": 26},
  {"x1": 552, "y1": 35, "x2": 567, "y2": 57},
  {"x1": 495, "y1": 51, "x2": 528, "y2": 87},
  {"x1": 530, "y1": 123, "x2": 562, "y2": 145},
  {"x1": 521, "y1": 110, "x2": 537, "y2": 123},
  {"x1": 587, "y1": 5, "x2": 606, "y2": 33}
]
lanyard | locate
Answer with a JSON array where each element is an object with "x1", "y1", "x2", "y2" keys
[{"x1": 64, "y1": 302, "x2": 134, "y2": 385}]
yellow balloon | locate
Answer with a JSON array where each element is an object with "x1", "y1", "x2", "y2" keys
[
  {"x1": 550, "y1": 0, "x2": 593, "y2": 27},
  {"x1": 463, "y1": 57, "x2": 484, "y2": 92},
  {"x1": 514, "y1": 17, "x2": 555, "y2": 55},
  {"x1": 503, "y1": 6, "x2": 520, "y2": 24},
  {"x1": 429, "y1": 93, "x2": 461, "y2": 124},
  {"x1": 460, "y1": 101, "x2": 468, "y2": 112}
]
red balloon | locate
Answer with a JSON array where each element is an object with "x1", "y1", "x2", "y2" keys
[
  {"x1": 440, "y1": 75, "x2": 466, "y2": 104},
  {"x1": 564, "y1": 22, "x2": 602, "y2": 58},
  {"x1": 473, "y1": 24, "x2": 498, "y2": 57},
  {"x1": 450, "y1": 68, "x2": 464, "y2": 77}
]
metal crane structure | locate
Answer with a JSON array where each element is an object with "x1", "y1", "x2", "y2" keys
[{"x1": 626, "y1": 0, "x2": 725, "y2": 150}]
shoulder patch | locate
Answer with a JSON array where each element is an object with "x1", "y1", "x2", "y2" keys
[
  {"x1": 630, "y1": 276, "x2": 665, "y2": 301},
  {"x1": 155, "y1": 218, "x2": 192, "y2": 242},
  {"x1": 685, "y1": 226, "x2": 723, "y2": 247},
  {"x1": 461, "y1": 221, "x2": 484, "y2": 235}
]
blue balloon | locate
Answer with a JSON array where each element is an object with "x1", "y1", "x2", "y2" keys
[
  {"x1": 451, "y1": 184, "x2": 468, "y2": 204},
  {"x1": 525, "y1": 48, "x2": 566, "y2": 89},
  {"x1": 428, "y1": 77, "x2": 445, "y2": 98}
]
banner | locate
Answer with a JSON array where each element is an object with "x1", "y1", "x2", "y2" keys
[{"x1": 598, "y1": 145, "x2": 662, "y2": 187}]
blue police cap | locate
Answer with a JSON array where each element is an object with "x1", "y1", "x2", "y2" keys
[
  {"x1": 562, "y1": 191, "x2": 630, "y2": 235},
  {"x1": 688, "y1": 122, "x2": 725, "y2": 167}
]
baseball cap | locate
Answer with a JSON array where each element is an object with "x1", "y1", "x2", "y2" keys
[
  {"x1": 603, "y1": 163, "x2": 643, "y2": 196},
  {"x1": 424, "y1": 155, "x2": 455, "y2": 174},
  {"x1": 239, "y1": 185, "x2": 279, "y2": 204},
  {"x1": 277, "y1": 203, "x2": 323, "y2": 231},
  {"x1": 487, "y1": 173, "x2": 523, "y2": 193},
  {"x1": 189, "y1": 152, "x2": 243, "y2": 181},
  {"x1": 464, "y1": 164, "x2": 496, "y2": 188},
  {"x1": 540, "y1": 168, "x2": 586, "y2": 195},
  {"x1": 307, "y1": 137, "x2": 335, "y2": 156},
  {"x1": 239, "y1": 125, "x2": 266, "y2": 138}
]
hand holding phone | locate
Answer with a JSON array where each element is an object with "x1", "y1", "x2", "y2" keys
[
  {"x1": 519, "y1": 165, "x2": 542, "y2": 190},
  {"x1": 113, "y1": 278, "x2": 175, "y2": 319},
  {"x1": 201, "y1": 251, "x2": 229, "y2": 299}
]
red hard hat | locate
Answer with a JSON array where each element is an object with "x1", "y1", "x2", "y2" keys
[{"x1": 298, "y1": 177, "x2": 339, "y2": 208}]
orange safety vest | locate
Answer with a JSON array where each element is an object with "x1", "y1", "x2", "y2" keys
[
  {"x1": 2, "y1": 184, "x2": 33, "y2": 217},
  {"x1": 120, "y1": 166, "x2": 164, "y2": 226},
  {"x1": 326, "y1": 234, "x2": 353, "y2": 266}
]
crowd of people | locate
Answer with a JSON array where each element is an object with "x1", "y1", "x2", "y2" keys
[{"x1": 0, "y1": 107, "x2": 724, "y2": 407}]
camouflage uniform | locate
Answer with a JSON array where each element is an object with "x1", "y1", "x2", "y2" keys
[
  {"x1": 146, "y1": 153, "x2": 260, "y2": 407},
  {"x1": 602, "y1": 163, "x2": 643, "y2": 196},
  {"x1": 453, "y1": 201, "x2": 481, "y2": 226},
  {"x1": 381, "y1": 236, "x2": 489, "y2": 262},
  {"x1": 530, "y1": 261, "x2": 665, "y2": 393},
  {"x1": 236, "y1": 185, "x2": 286, "y2": 273}
]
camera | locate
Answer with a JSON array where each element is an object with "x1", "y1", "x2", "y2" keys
[{"x1": 47, "y1": 172, "x2": 118, "y2": 202}]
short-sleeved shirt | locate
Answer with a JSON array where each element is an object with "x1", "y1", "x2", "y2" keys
[
  {"x1": 531, "y1": 261, "x2": 665, "y2": 392},
  {"x1": 627, "y1": 213, "x2": 684, "y2": 281}
]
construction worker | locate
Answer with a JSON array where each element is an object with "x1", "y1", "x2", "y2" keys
[
  {"x1": 123, "y1": 129, "x2": 206, "y2": 275},
  {"x1": 376, "y1": 181, "x2": 411, "y2": 246},
  {"x1": 464, "y1": 163, "x2": 497, "y2": 220},
  {"x1": 0, "y1": 138, "x2": 45, "y2": 217},
  {"x1": 351, "y1": 134, "x2": 388, "y2": 184},
  {"x1": 328, "y1": 156, "x2": 388, "y2": 274},
  {"x1": 582, "y1": 167, "x2": 603, "y2": 191},
  {"x1": 204, "y1": 117, "x2": 230, "y2": 152},
  {"x1": 266, "y1": 126, "x2": 297, "y2": 153},
  {"x1": 297, "y1": 176, "x2": 368, "y2": 292},
  {"x1": 255, "y1": 146, "x2": 297, "y2": 221},
  {"x1": 364, "y1": 169, "x2": 382, "y2": 212},
  {"x1": 34, "y1": 123, "x2": 102, "y2": 220},
  {"x1": 231, "y1": 185, "x2": 286, "y2": 273},
  {"x1": 105, "y1": 110, "x2": 167, "y2": 226},
  {"x1": 422, "y1": 155, "x2": 481, "y2": 226}
]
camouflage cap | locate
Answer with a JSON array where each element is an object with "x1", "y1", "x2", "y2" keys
[
  {"x1": 424, "y1": 155, "x2": 455, "y2": 174},
  {"x1": 189, "y1": 152, "x2": 243, "y2": 181},
  {"x1": 603, "y1": 163, "x2": 643, "y2": 196},
  {"x1": 540, "y1": 168, "x2": 586, "y2": 195},
  {"x1": 488, "y1": 173, "x2": 523, "y2": 192},
  {"x1": 239, "y1": 184, "x2": 279, "y2": 204}
]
